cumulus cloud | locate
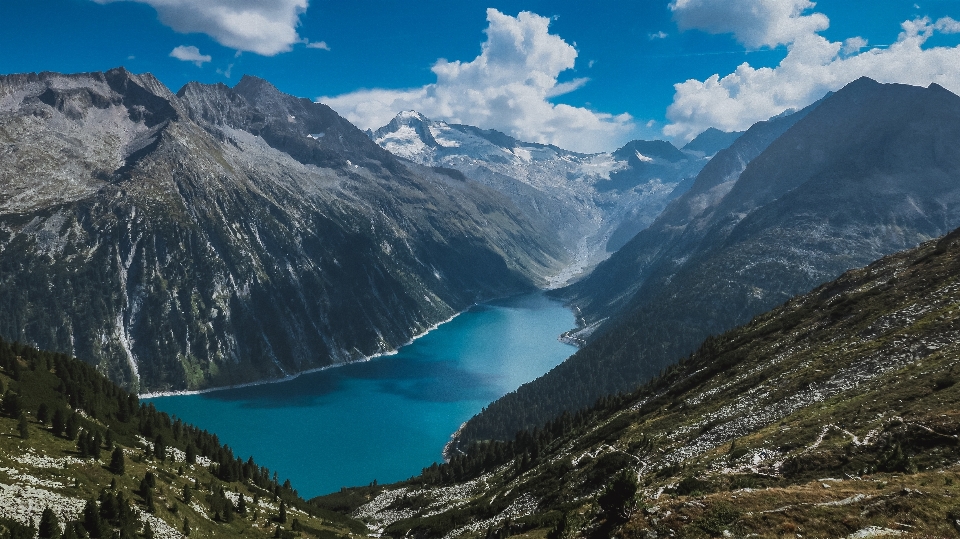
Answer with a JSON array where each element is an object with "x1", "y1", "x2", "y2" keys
[
  {"x1": 318, "y1": 9, "x2": 633, "y2": 153},
  {"x1": 669, "y1": 0, "x2": 828, "y2": 48},
  {"x1": 841, "y1": 36, "x2": 868, "y2": 56},
  {"x1": 305, "y1": 40, "x2": 330, "y2": 50},
  {"x1": 92, "y1": 0, "x2": 308, "y2": 56},
  {"x1": 664, "y1": 13, "x2": 960, "y2": 141},
  {"x1": 170, "y1": 45, "x2": 211, "y2": 66}
]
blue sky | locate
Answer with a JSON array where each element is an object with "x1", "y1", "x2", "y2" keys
[{"x1": 2, "y1": 1, "x2": 959, "y2": 152}]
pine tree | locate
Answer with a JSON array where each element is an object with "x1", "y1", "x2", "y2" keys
[
  {"x1": 83, "y1": 497, "x2": 102, "y2": 538},
  {"x1": 51, "y1": 408, "x2": 65, "y2": 437},
  {"x1": 109, "y1": 447, "x2": 125, "y2": 475},
  {"x1": 98, "y1": 489, "x2": 118, "y2": 521},
  {"x1": 182, "y1": 518, "x2": 190, "y2": 537},
  {"x1": 36, "y1": 403, "x2": 49, "y2": 424},
  {"x1": 2, "y1": 390, "x2": 22, "y2": 417},
  {"x1": 62, "y1": 522, "x2": 79, "y2": 539},
  {"x1": 91, "y1": 431, "x2": 103, "y2": 460},
  {"x1": 598, "y1": 470, "x2": 638, "y2": 524},
  {"x1": 142, "y1": 523, "x2": 154, "y2": 539},
  {"x1": 153, "y1": 434, "x2": 166, "y2": 461},
  {"x1": 139, "y1": 472, "x2": 156, "y2": 496},
  {"x1": 18, "y1": 413, "x2": 29, "y2": 439},
  {"x1": 77, "y1": 431, "x2": 89, "y2": 458},
  {"x1": 278, "y1": 500, "x2": 287, "y2": 524},
  {"x1": 236, "y1": 492, "x2": 246, "y2": 515},
  {"x1": 144, "y1": 488, "x2": 156, "y2": 514},
  {"x1": 182, "y1": 484, "x2": 192, "y2": 504},
  {"x1": 65, "y1": 412, "x2": 80, "y2": 440},
  {"x1": 38, "y1": 507, "x2": 61, "y2": 539}
]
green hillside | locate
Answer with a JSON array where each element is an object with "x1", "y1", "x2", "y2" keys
[
  {"x1": 0, "y1": 341, "x2": 363, "y2": 539},
  {"x1": 318, "y1": 227, "x2": 960, "y2": 538}
]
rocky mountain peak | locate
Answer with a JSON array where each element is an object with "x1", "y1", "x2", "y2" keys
[
  {"x1": 681, "y1": 127, "x2": 743, "y2": 156},
  {"x1": 373, "y1": 110, "x2": 440, "y2": 149},
  {"x1": 612, "y1": 139, "x2": 687, "y2": 164}
]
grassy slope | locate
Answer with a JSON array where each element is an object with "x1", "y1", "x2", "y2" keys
[
  {"x1": 0, "y1": 354, "x2": 365, "y2": 539},
  {"x1": 329, "y1": 228, "x2": 960, "y2": 538}
]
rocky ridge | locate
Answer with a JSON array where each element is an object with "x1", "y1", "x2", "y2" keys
[
  {"x1": 457, "y1": 78, "x2": 960, "y2": 445},
  {"x1": 0, "y1": 68, "x2": 565, "y2": 393},
  {"x1": 371, "y1": 112, "x2": 721, "y2": 286}
]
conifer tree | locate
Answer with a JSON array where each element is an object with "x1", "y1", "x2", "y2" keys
[
  {"x1": 91, "y1": 431, "x2": 103, "y2": 460},
  {"x1": 109, "y1": 447, "x2": 125, "y2": 475},
  {"x1": 77, "y1": 431, "x2": 89, "y2": 458},
  {"x1": 18, "y1": 413, "x2": 29, "y2": 439},
  {"x1": 153, "y1": 434, "x2": 166, "y2": 461},
  {"x1": 38, "y1": 507, "x2": 61, "y2": 539},
  {"x1": 62, "y1": 522, "x2": 79, "y2": 539},
  {"x1": 237, "y1": 492, "x2": 246, "y2": 515},
  {"x1": 83, "y1": 497, "x2": 102, "y2": 538},
  {"x1": 51, "y1": 408, "x2": 65, "y2": 437},
  {"x1": 278, "y1": 500, "x2": 287, "y2": 523},
  {"x1": 2, "y1": 390, "x2": 22, "y2": 417},
  {"x1": 144, "y1": 488, "x2": 156, "y2": 514},
  {"x1": 182, "y1": 518, "x2": 190, "y2": 537},
  {"x1": 36, "y1": 403, "x2": 49, "y2": 424},
  {"x1": 65, "y1": 412, "x2": 80, "y2": 440}
]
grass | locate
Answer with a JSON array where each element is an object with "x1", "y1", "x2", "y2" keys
[
  {"x1": 326, "y1": 233, "x2": 960, "y2": 538},
  {"x1": 0, "y1": 389, "x2": 364, "y2": 539}
]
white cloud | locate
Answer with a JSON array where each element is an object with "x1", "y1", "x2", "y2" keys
[
  {"x1": 318, "y1": 9, "x2": 633, "y2": 153},
  {"x1": 170, "y1": 45, "x2": 211, "y2": 66},
  {"x1": 841, "y1": 36, "x2": 868, "y2": 56},
  {"x1": 92, "y1": 0, "x2": 308, "y2": 56},
  {"x1": 669, "y1": 0, "x2": 828, "y2": 48},
  {"x1": 649, "y1": 31, "x2": 669, "y2": 40},
  {"x1": 664, "y1": 15, "x2": 960, "y2": 141},
  {"x1": 305, "y1": 40, "x2": 330, "y2": 50}
]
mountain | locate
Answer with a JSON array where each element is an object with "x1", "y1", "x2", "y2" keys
[
  {"x1": 681, "y1": 126, "x2": 744, "y2": 156},
  {"x1": 0, "y1": 68, "x2": 565, "y2": 393},
  {"x1": 371, "y1": 112, "x2": 718, "y2": 284},
  {"x1": 562, "y1": 97, "x2": 821, "y2": 327},
  {"x1": 324, "y1": 224, "x2": 960, "y2": 538},
  {"x1": 0, "y1": 335, "x2": 366, "y2": 539},
  {"x1": 457, "y1": 78, "x2": 960, "y2": 445}
]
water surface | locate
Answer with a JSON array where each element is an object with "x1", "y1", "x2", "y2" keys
[{"x1": 148, "y1": 292, "x2": 575, "y2": 498}]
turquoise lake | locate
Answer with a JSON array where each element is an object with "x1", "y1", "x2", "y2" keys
[{"x1": 147, "y1": 292, "x2": 576, "y2": 498}]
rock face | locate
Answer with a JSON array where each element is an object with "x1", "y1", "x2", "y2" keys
[
  {"x1": 0, "y1": 68, "x2": 565, "y2": 393},
  {"x1": 459, "y1": 78, "x2": 960, "y2": 443},
  {"x1": 371, "y1": 112, "x2": 720, "y2": 285}
]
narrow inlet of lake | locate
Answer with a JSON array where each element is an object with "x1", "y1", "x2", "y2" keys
[{"x1": 147, "y1": 292, "x2": 576, "y2": 498}]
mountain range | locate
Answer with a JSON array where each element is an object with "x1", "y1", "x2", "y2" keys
[
  {"x1": 2, "y1": 69, "x2": 960, "y2": 538},
  {"x1": 0, "y1": 68, "x2": 566, "y2": 393},
  {"x1": 457, "y1": 77, "x2": 960, "y2": 446},
  {"x1": 371, "y1": 111, "x2": 720, "y2": 285}
]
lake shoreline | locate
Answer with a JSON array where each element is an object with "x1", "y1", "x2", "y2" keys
[
  {"x1": 146, "y1": 290, "x2": 578, "y2": 497},
  {"x1": 141, "y1": 309, "x2": 466, "y2": 399}
]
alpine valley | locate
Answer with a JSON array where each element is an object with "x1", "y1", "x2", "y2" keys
[
  {"x1": 370, "y1": 111, "x2": 729, "y2": 284},
  {"x1": 0, "y1": 68, "x2": 569, "y2": 393},
  {"x1": 2, "y1": 69, "x2": 960, "y2": 539}
]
